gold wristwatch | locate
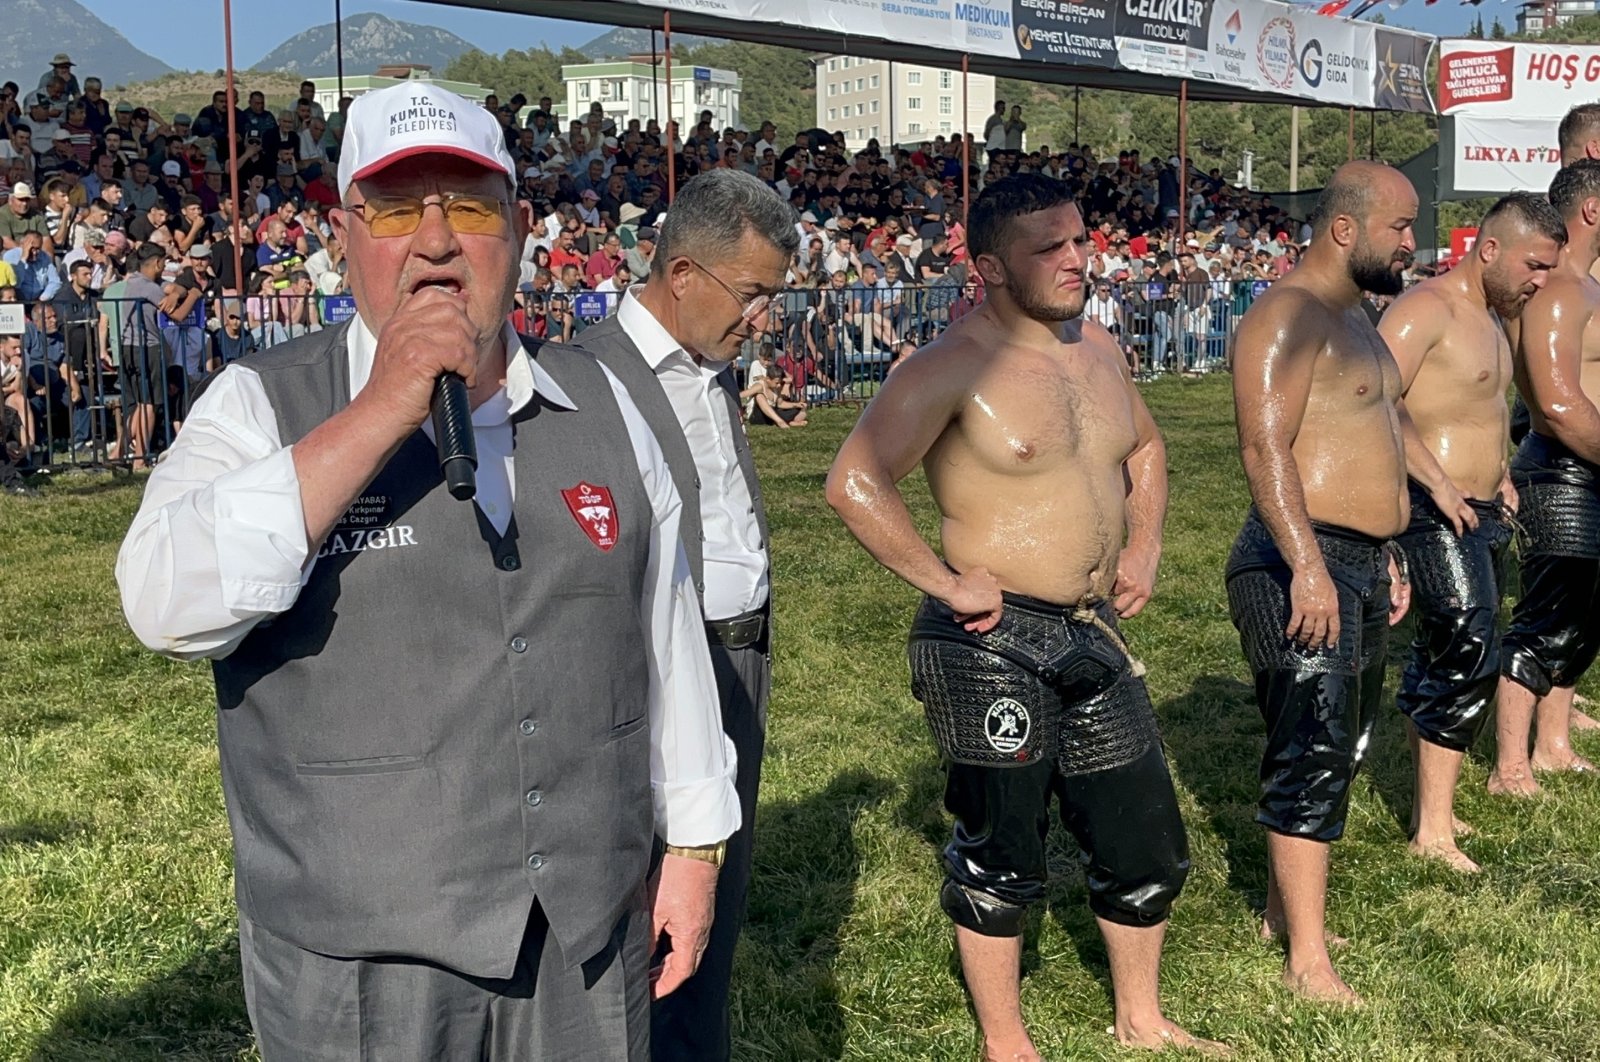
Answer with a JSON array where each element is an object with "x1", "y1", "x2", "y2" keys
[{"x1": 664, "y1": 841, "x2": 727, "y2": 868}]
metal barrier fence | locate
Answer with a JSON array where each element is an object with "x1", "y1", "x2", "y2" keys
[{"x1": 2, "y1": 278, "x2": 1270, "y2": 475}]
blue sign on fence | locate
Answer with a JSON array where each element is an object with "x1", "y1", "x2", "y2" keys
[
  {"x1": 573, "y1": 292, "x2": 609, "y2": 319},
  {"x1": 1251, "y1": 281, "x2": 1271, "y2": 299},
  {"x1": 322, "y1": 294, "x2": 358, "y2": 323}
]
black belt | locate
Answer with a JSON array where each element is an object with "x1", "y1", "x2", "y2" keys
[{"x1": 705, "y1": 610, "x2": 765, "y2": 650}]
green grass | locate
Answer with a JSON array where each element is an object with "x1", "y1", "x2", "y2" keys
[{"x1": 5, "y1": 375, "x2": 1600, "y2": 1060}]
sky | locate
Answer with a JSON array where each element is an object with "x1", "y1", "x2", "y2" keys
[{"x1": 76, "y1": 0, "x2": 1489, "y2": 74}]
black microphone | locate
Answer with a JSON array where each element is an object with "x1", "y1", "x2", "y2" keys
[{"x1": 431, "y1": 372, "x2": 477, "y2": 501}]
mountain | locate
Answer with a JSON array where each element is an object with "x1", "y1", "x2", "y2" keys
[
  {"x1": 575, "y1": 26, "x2": 721, "y2": 60},
  {"x1": 250, "y1": 13, "x2": 477, "y2": 78},
  {"x1": 3, "y1": 0, "x2": 172, "y2": 90}
]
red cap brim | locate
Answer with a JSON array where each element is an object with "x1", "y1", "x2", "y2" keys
[{"x1": 349, "y1": 145, "x2": 508, "y2": 186}]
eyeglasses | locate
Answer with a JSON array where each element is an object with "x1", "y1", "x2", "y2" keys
[
  {"x1": 342, "y1": 193, "x2": 509, "y2": 238},
  {"x1": 688, "y1": 259, "x2": 771, "y2": 324}
]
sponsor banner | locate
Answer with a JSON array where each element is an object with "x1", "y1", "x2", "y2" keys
[
  {"x1": 1372, "y1": 27, "x2": 1434, "y2": 114},
  {"x1": 321, "y1": 294, "x2": 358, "y2": 323},
  {"x1": 1439, "y1": 40, "x2": 1600, "y2": 118},
  {"x1": 1200, "y1": 1, "x2": 1413, "y2": 110},
  {"x1": 1450, "y1": 114, "x2": 1561, "y2": 195},
  {"x1": 1114, "y1": 0, "x2": 1209, "y2": 77},
  {"x1": 1450, "y1": 227, "x2": 1479, "y2": 263},
  {"x1": 619, "y1": 0, "x2": 1433, "y2": 112},
  {"x1": 1013, "y1": 0, "x2": 1117, "y2": 67}
]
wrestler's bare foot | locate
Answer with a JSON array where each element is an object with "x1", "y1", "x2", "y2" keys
[
  {"x1": 1487, "y1": 767, "x2": 1543, "y2": 798},
  {"x1": 981, "y1": 1035, "x2": 1042, "y2": 1062},
  {"x1": 1282, "y1": 961, "x2": 1362, "y2": 1007},
  {"x1": 1408, "y1": 837, "x2": 1481, "y2": 874},
  {"x1": 1115, "y1": 1016, "x2": 1233, "y2": 1056},
  {"x1": 1531, "y1": 750, "x2": 1597, "y2": 775}
]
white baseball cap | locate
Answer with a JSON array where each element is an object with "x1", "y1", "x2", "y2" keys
[
  {"x1": 11, "y1": 182, "x2": 33, "y2": 199},
  {"x1": 337, "y1": 81, "x2": 515, "y2": 199}
]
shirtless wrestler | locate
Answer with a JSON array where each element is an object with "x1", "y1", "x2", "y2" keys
[
  {"x1": 826, "y1": 174, "x2": 1226, "y2": 1059},
  {"x1": 1490, "y1": 159, "x2": 1600, "y2": 797},
  {"x1": 1509, "y1": 105, "x2": 1600, "y2": 732},
  {"x1": 1378, "y1": 193, "x2": 1565, "y2": 869},
  {"x1": 1225, "y1": 162, "x2": 1415, "y2": 1005}
]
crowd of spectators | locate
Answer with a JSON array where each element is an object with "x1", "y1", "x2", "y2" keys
[{"x1": 0, "y1": 48, "x2": 1342, "y2": 484}]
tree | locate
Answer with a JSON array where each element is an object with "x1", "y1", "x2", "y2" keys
[{"x1": 1492, "y1": 17, "x2": 1508, "y2": 39}]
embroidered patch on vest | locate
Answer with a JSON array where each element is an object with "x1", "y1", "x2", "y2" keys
[{"x1": 561, "y1": 482, "x2": 619, "y2": 552}]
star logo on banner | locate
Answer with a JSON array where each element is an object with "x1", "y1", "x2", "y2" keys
[{"x1": 1380, "y1": 43, "x2": 1401, "y2": 95}]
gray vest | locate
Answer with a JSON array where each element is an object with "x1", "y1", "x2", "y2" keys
[
  {"x1": 212, "y1": 323, "x2": 653, "y2": 978},
  {"x1": 574, "y1": 314, "x2": 770, "y2": 609}
]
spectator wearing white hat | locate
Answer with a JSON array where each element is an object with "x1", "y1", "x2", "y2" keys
[
  {"x1": 36, "y1": 54, "x2": 79, "y2": 101},
  {"x1": 0, "y1": 182, "x2": 49, "y2": 251},
  {"x1": 24, "y1": 95, "x2": 60, "y2": 146}
]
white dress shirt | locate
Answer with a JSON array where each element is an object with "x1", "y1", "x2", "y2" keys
[
  {"x1": 616, "y1": 291, "x2": 768, "y2": 621},
  {"x1": 115, "y1": 314, "x2": 739, "y2": 847}
]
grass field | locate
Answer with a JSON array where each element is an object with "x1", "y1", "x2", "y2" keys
[{"x1": 5, "y1": 374, "x2": 1600, "y2": 1060}]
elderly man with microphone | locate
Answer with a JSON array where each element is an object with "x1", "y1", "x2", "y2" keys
[{"x1": 114, "y1": 83, "x2": 738, "y2": 1060}]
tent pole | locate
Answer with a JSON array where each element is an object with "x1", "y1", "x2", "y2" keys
[
  {"x1": 888, "y1": 60, "x2": 894, "y2": 148},
  {"x1": 1289, "y1": 106, "x2": 1299, "y2": 193},
  {"x1": 1177, "y1": 79, "x2": 1188, "y2": 238},
  {"x1": 1347, "y1": 107, "x2": 1355, "y2": 162},
  {"x1": 664, "y1": 12, "x2": 674, "y2": 203},
  {"x1": 335, "y1": 0, "x2": 345, "y2": 102},
  {"x1": 1074, "y1": 85, "x2": 1080, "y2": 144},
  {"x1": 651, "y1": 30, "x2": 659, "y2": 127},
  {"x1": 224, "y1": 0, "x2": 243, "y2": 303},
  {"x1": 961, "y1": 54, "x2": 970, "y2": 233}
]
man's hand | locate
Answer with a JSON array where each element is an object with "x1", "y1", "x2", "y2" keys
[
  {"x1": 945, "y1": 566, "x2": 1003, "y2": 633},
  {"x1": 1387, "y1": 551, "x2": 1411, "y2": 626},
  {"x1": 1428, "y1": 477, "x2": 1478, "y2": 537},
  {"x1": 1287, "y1": 563, "x2": 1341, "y2": 649},
  {"x1": 647, "y1": 853, "x2": 719, "y2": 1000},
  {"x1": 356, "y1": 285, "x2": 481, "y2": 432},
  {"x1": 1112, "y1": 541, "x2": 1160, "y2": 619},
  {"x1": 1499, "y1": 470, "x2": 1520, "y2": 515}
]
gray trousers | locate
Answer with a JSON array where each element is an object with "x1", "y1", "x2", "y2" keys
[
  {"x1": 651, "y1": 636, "x2": 770, "y2": 1062},
  {"x1": 241, "y1": 895, "x2": 650, "y2": 1061}
]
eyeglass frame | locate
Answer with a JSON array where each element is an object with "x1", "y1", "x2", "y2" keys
[
  {"x1": 685, "y1": 258, "x2": 772, "y2": 324},
  {"x1": 340, "y1": 192, "x2": 512, "y2": 237}
]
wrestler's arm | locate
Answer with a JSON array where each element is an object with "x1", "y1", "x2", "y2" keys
[
  {"x1": 1232, "y1": 288, "x2": 1341, "y2": 648},
  {"x1": 1517, "y1": 279, "x2": 1600, "y2": 464},
  {"x1": 1378, "y1": 287, "x2": 1477, "y2": 534},
  {"x1": 1105, "y1": 325, "x2": 1166, "y2": 619},
  {"x1": 825, "y1": 332, "x2": 1001, "y2": 631}
]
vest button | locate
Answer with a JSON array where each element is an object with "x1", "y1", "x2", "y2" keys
[
  {"x1": 510, "y1": 636, "x2": 528, "y2": 654},
  {"x1": 519, "y1": 718, "x2": 537, "y2": 735},
  {"x1": 500, "y1": 554, "x2": 521, "y2": 572},
  {"x1": 525, "y1": 789, "x2": 543, "y2": 807},
  {"x1": 527, "y1": 853, "x2": 545, "y2": 870}
]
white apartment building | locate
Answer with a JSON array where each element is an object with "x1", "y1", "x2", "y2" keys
[
  {"x1": 814, "y1": 55, "x2": 997, "y2": 152},
  {"x1": 1515, "y1": 0, "x2": 1599, "y2": 32},
  {"x1": 559, "y1": 57, "x2": 741, "y2": 132}
]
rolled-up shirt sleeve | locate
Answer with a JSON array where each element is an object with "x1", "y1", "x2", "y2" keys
[
  {"x1": 601, "y1": 365, "x2": 741, "y2": 847},
  {"x1": 115, "y1": 365, "x2": 314, "y2": 660}
]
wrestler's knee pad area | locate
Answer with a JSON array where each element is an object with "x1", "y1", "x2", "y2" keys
[
  {"x1": 940, "y1": 879, "x2": 1029, "y2": 937},
  {"x1": 1503, "y1": 550, "x2": 1600, "y2": 696}
]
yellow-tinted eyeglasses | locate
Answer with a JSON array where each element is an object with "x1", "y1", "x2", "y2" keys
[{"x1": 344, "y1": 193, "x2": 510, "y2": 238}]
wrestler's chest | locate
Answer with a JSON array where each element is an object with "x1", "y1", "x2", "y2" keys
[{"x1": 963, "y1": 364, "x2": 1136, "y2": 469}]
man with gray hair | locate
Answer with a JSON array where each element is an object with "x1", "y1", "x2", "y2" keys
[{"x1": 574, "y1": 167, "x2": 797, "y2": 1062}]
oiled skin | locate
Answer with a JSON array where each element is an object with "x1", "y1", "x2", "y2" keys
[{"x1": 924, "y1": 316, "x2": 1143, "y2": 604}]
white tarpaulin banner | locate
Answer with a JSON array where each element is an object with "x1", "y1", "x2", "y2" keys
[
  {"x1": 1199, "y1": 0, "x2": 1385, "y2": 108},
  {"x1": 1439, "y1": 40, "x2": 1600, "y2": 118},
  {"x1": 1450, "y1": 113, "x2": 1562, "y2": 194},
  {"x1": 627, "y1": 0, "x2": 1023, "y2": 59}
]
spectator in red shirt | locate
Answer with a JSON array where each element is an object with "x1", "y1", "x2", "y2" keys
[
  {"x1": 583, "y1": 232, "x2": 623, "y2": 287},
  {"x1": 548, "y1": 227, "x2": 584, "y2": 275},
  {"x1": 302, "y1": 166, "x2": 339, "y2": 209}
]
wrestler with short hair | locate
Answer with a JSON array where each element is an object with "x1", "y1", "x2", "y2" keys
[
  {"x1": 826, "y1": 173, "x2": 1224, "y2": 1060},
  {"x1": 1378, "y1": 192, "x2": 1565, "y2": 869}
]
